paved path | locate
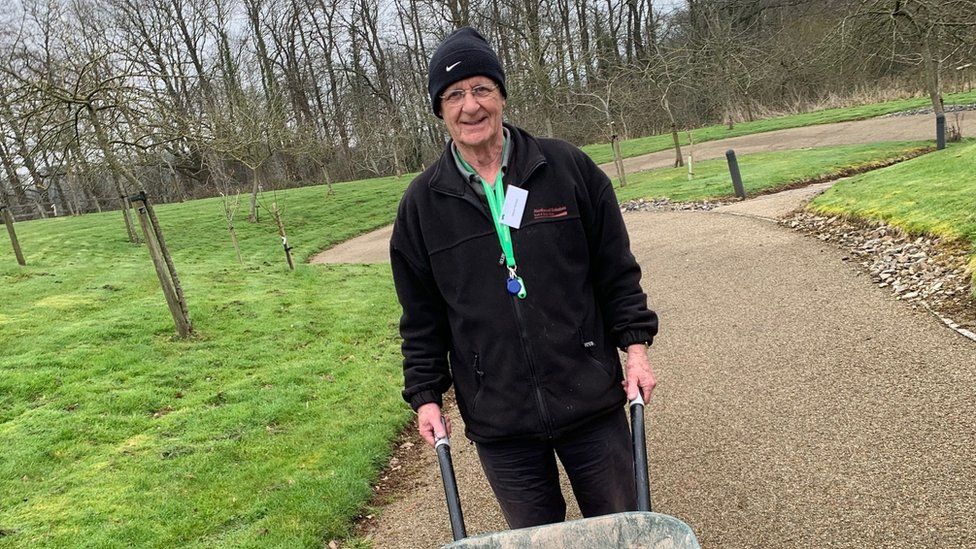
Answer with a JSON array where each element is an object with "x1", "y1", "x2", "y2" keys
[
  {"x1": 599, "y1": 113, "x2": 937, "y2": 174},
  {"x1": 314, "y1": 114, "x2": 974, "y2": 547},
  {"x1": 310, "y1": 114, "x2": 937, "y2": 265},
  {"x1": 358, "y1": 191, "x2": 976, "y2": 548}
]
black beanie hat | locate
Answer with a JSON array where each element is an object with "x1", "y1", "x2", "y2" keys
[{"x1": 428, "y1": 27, "x2": 507, "y2": 118}]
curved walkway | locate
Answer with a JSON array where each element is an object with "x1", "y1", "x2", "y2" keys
[
  {"x1": 310, "y1": 113, "x2": 938, "y2": 265},
  {"x1": 603, "y1": 113, "x2": 938, "y2": 174},
  {"x1": 312, "y1": 112, "x2": 974, "y2": 547},
  {"x1": 361, "y1": 204, "x2": 976, "y2": 548}
]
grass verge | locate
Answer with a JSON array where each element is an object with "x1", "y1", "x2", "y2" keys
[
  {"x1": 583, "y1": 89, "x2": 976, "y2": 165},
  {"x1": 0, "y1": 176, "x2": 414, "y2": 547},
  {"x1": 0, "y1": 138, "x2": 956, "y2": 547},
  {"x1": 809, "y1": 140, "x2": 976, "y2": 282},
  {"x1": 613, "y1": 141, "x2": 931, "y2": 203}
]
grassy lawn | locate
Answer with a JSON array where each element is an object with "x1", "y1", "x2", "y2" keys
[
  {"x1": 810, "y1": 140, "x2": 976, "y2": 276},
  {"x1": 583, "y1": 89, "x2": 976, "y2": 165},
  {"x1": 0, "y1": 134, "x2": 959, "y2": 546},
  {"x1": 612, "y1": 141, "x2": 930, "y2": 203},
  {"x1": 0, "y1": 177, "x2": 415, "y2": 547}
]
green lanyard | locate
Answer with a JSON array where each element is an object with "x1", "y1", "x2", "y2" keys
[{"x1": 456, "y1": 154, "x2": 527, "y2": 299}]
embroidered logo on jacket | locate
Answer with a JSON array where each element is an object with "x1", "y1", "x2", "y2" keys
[{"x1": 533, "y1": 206, "x2": 568, "y2": 220}]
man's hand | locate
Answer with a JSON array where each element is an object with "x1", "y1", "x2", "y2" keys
[
  {"x1": 621, "y1": 343, "x2": 656, "y2": 402},
  {"x1": 417, "y1": 402, "x2": 451, "y2": 447}
]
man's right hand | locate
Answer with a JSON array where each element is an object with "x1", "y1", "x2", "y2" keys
[{"x1": 417, "y1": 402, "x2": 451, "y2": 447}]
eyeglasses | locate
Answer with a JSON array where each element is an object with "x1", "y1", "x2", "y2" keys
[{"x1": 440, "y1": 84, "x2": 498, "y2": 107}]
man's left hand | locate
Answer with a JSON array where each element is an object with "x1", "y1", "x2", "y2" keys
[{"x1": 621, "y1": 343, "x2": 656, "y2": 402}]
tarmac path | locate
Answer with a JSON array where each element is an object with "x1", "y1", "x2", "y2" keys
[
  {"x1": 360, "y1": 200, "x2": 976, "y2": 548},
  {"x1": 311, "y1": 112, "x2": 975, "y2": 547},
  {"x1": 604, "y1": 112, "x2": 938, "y2": 174},
  {"x1": 310, "y1": 113, "x2": 937, "y2": 265}
]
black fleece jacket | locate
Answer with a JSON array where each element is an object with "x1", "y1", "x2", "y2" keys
[{"x1": 390, "y1": 124, "x2": 658, "y2": 443}]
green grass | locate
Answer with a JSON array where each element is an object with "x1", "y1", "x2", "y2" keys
[
  {"x1": 810, "y1": 140, "x2": 976, "y2": 275},
  {"x1": 0, "y1": 108, "x2": 966, "y2": 545},
  {"x1": 611, "y1": 141, "x2": 931, "y2": 203},
  {"x1": 582, "y1": 89, "x2": 976, "y2": 165},
  {"x1": 0, "y1": 176, "x2": 416, "y2": 547}
]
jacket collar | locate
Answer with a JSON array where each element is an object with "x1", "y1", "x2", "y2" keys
[{"x1": 429, "y1": 123, "x2": 547, "y2": 197}]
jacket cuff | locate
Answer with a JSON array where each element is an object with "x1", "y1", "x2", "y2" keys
[
  {"x1": 617, "y1": 329, "x2": 654, "y2": 351},
  {"x1": 408, "y1": 389, "x2": 444, "y2": 412}
]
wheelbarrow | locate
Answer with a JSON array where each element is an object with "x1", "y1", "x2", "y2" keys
[{"x1": 433, "y1": 394, "x2": 701, "y2": 548}]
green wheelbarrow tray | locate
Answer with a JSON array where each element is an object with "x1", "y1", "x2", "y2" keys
[
  {"x1": 442, "y1": 511, "x2": 699, "y2": 548},
  {"x1": 433, "y1": 394, "x2": 701, "y2": 548}
]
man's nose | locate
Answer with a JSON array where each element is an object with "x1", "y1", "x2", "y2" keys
[{"x1": 460, "y1": 91, "x2": 481, "y2": 112}]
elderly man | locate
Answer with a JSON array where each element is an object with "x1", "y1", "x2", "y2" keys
[{"x1": 390, "y1": 27, "x2": 659, "y2": 529}]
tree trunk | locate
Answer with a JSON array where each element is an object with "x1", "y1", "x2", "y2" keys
[
  {"x1": 671, "y1": 123, "x2": 684, "y2": 168},
  {"x1": 921, "y1": 38, "x2": 944, "y2": 116},
  {"x1": 0, "y1": 139, "x2": 44, "y2": 218},
  {"x1": 121, "y1": 195, "x2": 140, "y2": 244},
  {"x1": 87, "y1": 105, "x2": 141, "y2": 242},
  {"x1": 611, "y1": 134, "x2": 628, "y2": 187},
  {"x1": 2, "y1": 206, "x2": 26, "y2": 266},
  {"x1": 249, "y1": 167, "x2": 261, "y2": 223},
  {"x1": 272, "y1": 202, "x2": 294, "y2": 270}
]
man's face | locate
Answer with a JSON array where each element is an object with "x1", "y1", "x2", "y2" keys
[{"x1": 441, "y1": 75, "x2": 505, "y2": 151}]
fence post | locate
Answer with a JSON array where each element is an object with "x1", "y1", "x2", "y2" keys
[
  {"x1": 936, "y1": 113, "x2": 946, "y2": 150},
  {"x1": 726, "y1": 149, "x2": 746, "y2": 199},
  {"x1": 1, "y1": 205, "x2": 26, "y2": 266}
]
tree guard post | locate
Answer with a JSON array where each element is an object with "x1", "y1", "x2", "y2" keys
[
  {"x1": 936, "y1": 113, "x2": 946, "y2": 150},
  {"x1": 129, "y1": 191, "x2": 192, "y2": 337},
  {"x1": 726, "y1": 149, "x2": 746, "y2": 199},
  {"x1": 1, "y1": 205, "x2": 26, "y2": 266}
]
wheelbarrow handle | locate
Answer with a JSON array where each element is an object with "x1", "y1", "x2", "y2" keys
[
  {"x1": 630, "y1": 393, "x2": 653, "y2": 512},
  {"x1": 435, "y1": 416, "x2": 467, "y2": 541}
]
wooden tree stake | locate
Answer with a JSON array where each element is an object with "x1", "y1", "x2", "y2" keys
[
  {"x1": 130, "y1": 192, "x2": 191, "y2": 337},
  {"x1": 1, "y1": 205, "x2": 26, "y2": 266}
]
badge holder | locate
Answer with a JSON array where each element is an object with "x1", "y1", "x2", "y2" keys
[{"x1": 506, "y1": 267, "x2": 527, "y2": 299}]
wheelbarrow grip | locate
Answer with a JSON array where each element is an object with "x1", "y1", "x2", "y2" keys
[
  {"x1": 435, "y1": 417, "x2": 467, "y2": 541},
  {"x1": 630, "y1": 394, "x2": 652, "y2": 512}
]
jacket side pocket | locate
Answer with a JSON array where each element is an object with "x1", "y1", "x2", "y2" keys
[
  {"x1": 579, "y1": 328, "x2": 612, "y2": 378},
  {"x1": 471, "y1": 352, "x2": 486, "y2": 411}
]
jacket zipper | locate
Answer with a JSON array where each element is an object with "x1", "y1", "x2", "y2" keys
[
  {"x1": 508, "y1": 159, "x2": 553, "y2": 436},
  {"x1": 511, "y1": 297, "x2": 554, "y2": 436},
  {"x1": 431, "y1": 155, "x2": 553, "y2": 436}
]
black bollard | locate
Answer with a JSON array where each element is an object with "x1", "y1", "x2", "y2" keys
[
  {"x1": 936, "y1": 113, "x2": 946, "y2": 150},
  {"x1": 726, "y1": 149, "x2": 746, "y2": 199}
]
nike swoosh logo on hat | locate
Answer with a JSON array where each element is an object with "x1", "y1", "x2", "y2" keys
[{"x1": 446, "y1": 62, "x2": 461, "y2": 72}]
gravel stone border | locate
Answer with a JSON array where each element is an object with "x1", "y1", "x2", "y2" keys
[
  {"x1": 882, "y1": 103, "x2": 976, "y2": 117},
  {"x1": 781, "y1": 211, "x2": 976, "y2": 339},
  {"x1": 620, "y1": 197, "x2": 735, "y2": 212}
]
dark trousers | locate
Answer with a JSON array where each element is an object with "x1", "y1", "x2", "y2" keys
[{"x1": 475, "y1": 407, "x2": 637, "y2": 529}]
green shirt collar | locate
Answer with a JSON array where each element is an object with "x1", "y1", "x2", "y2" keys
[{"x1": 451, "y1": 127, "x2": 511, "y2": 185}]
